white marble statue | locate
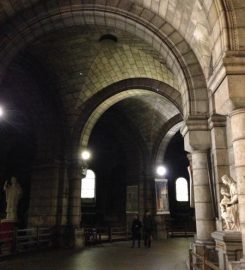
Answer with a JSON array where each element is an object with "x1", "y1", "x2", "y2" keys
[
  {"x1": 220, "y1": 186, "x2": 233, "y2": 230},
  {"x1": 220, "y1": 174, "x2": 240, "y2": 231},
  {"x1": 4, "y1": 177, "x2": 22, "y2": 221}
]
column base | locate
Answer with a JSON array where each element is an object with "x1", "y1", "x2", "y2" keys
[
  {"x1": 194, "y1": 239, "x2": 215, "y2": 253},
  {"x1": 190, "y1": 238, "x2": 217, "y2": 269},
  {"x1": 1, "y1": 218, "x2": 17, "y2": 224},
  {"x1": 212, "y1": 230, "x2": 242, "y2": 269},
  {"x1": 53, "y1": 226, "x2": 85, "y2": 248},
  {"x1": 155, "y1": 215, "x2": 168, "y2": 239},
  {"x1": 228, "y1": 258, "x2": 245, "y2": 270}
]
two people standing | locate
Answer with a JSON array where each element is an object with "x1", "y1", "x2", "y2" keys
[{"x1": 131, "y1": 212, "x2": 154, "y2": 248}]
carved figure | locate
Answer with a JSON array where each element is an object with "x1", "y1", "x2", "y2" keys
[
  {"x1": 4, "y1": 177, "x2": 22, "y2": 221},
  {"x1": 220, "y1": 187, "x2": 233, "y2": 230},
  {"x1": 220, "y1": 175, "x2": 240, "y2": 231}
]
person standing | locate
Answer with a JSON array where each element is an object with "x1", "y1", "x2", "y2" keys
[
  {"x1": 131, "y1": 214, "x2": 142, "y2": 248},
  {"x1": 143, "y1": 211, "x2": 153, "y2": 248}
]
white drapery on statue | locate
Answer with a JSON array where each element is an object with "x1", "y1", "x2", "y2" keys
[{"x1": 4, "y1": 177, "x2": 22, "y2": 222}]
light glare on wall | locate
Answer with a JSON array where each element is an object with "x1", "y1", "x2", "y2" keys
[
  {"x1": 0, "y1": 106, "x2": 4, "y2": 117},
  {"x1": 156, "y1": 165, "x2": 167, "y2": 177},
  {"x1": 81, "y1": 150, "x2": 91, "y2": 160}
]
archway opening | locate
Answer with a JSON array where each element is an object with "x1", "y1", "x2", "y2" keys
[{"x1": 163, "y1": 131, "x2": 196, "y2": 236}]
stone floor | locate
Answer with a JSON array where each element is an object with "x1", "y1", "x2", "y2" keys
[{"x1": 0, "y1": 238, "x2": 192, "y2": 270}]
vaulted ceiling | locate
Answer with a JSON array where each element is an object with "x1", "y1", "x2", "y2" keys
[{"x1": 0, "y1": 0, "x2": 243, "y2": 164}]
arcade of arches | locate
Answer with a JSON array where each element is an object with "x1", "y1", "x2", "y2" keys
[{"x1": 0, "y1": 0, "x2": 245, "y2": 269}]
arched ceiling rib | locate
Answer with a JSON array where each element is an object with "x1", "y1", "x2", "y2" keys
[
  {"x1": 86, "y1": 92, "x2": 180, "y2": 159},
  {"x1": 154, "y1": 115, "x2": 183, "y2": 166},
  {"x1": 112, "y1": 95, "x2": 180, "y2": 152},
  {"x1": 75, "y1": 76, "x2": 183, "y2": 152},
  {"x1": 80, "y1": 89, "x2": 180, "y2": 149}
]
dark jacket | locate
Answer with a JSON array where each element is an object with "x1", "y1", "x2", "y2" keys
[
  {"x1": 132, "y1": 219, "x2": 142, "y2": 235},
  {"x1": 143, "y1": 215, "x2": 154, "y2": 233}
]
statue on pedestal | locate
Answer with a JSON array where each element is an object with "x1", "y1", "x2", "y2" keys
[
  {"x1": 220, "y1": 174, "x2": 240, "y2": 231},
  {"x1": 220, "y1": 186, "x2": 233, "y2": 230},
  {"x1": 3, "y1": 177, "x2": 22, "y2": 222}
]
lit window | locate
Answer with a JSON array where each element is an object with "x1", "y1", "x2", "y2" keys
[
  {"x1": 176, "y1": 177, "x2": 188, "y2": 202},
  {"x1": 81, "y1": 169, "x2": 95, "y2": 199}
]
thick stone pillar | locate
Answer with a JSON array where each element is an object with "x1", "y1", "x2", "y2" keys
[
  {"x1": 67, "y1": 160, "x2": 81, "y2": 227},
  {"x1": 29, "y1": 161, "x2": 61, "y2": 226},
  {"x1": 208, "y1": 54, "x2": 245, "y2": 268},
  {"x1": 181, "y1": 116, "x2": 215, "y2": 249},
  {"x1": 230, "y1": 108, "x2": 245, "y2": 257},
  {"x1": 64, "y1": 159, "x2": 84, "y2": 248},
  {"x1": 192, "y1": 151, "x2": 216, "y2": 242},
  {"x1": 138, "y1": 181, "x2": 145, "y2": 217},
  {"x1": 209, "y1": 114, "x2": 230, "y2": 230},
  {"x1": 143, "y1": 171, "x2": 154, "y2": 213}
]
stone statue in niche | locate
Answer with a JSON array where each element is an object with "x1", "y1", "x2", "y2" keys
[
  {"x1": 220, "y1": 174, "x2": 240, "y2": 231},
  {"x1": 220, "y1": 186, "x2": 233, "y2": 230},
  {"x1": 4, "y1": 176, "x2": 22, "y2": 222}
]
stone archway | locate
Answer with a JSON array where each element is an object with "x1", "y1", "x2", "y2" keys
[
  {"x1": 2, "y1": 0, "x2": 237, "y2": 251},
  {"x1": 75, "y1": 78, "x2": 182, "y2": 151},
  {"x1": 0, "y1": 2, "x2": 210, "y2": 119}
]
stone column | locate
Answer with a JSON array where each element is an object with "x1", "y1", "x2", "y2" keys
[
  {"x1": 191, "y1": 151, "x2": 216, "y2": 242},
  {"x1": 143, "y1": 170, "x2": 154, "y2": 213},
  {"x1": 138, "y1": 180, "x2": 145, "y2": 217},
  {"x1": 208, "y1": 55, "x2": 245, "y2": 268},
  {"x1": 64, "y1": 159, "x2": 84, "y2": 248},
  {"x1": 230, "y1": 108, "x2": 245, "y2": 257},
  {"x1": 29, "y1": 161, "x2": 61, "y2": 226},
  {"x1": 67, "y1": 160, "x2": 81, "y2": 227},
  {"x1": 209, "y1": 114, "x2": 230, "y2": 230},
  {"x1": 181, "y1": 116, "x2": 215, "y2": 251}
]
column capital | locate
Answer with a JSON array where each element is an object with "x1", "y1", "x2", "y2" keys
[
  {"x1": 230, "y1": 108, "x2": 245, "y2": 142},
  {"x1": 67, "y1": 158, "x2": 84, "y2": 178},
  {"x1": 32, "y1": 159, "x2": 62, "y2": 170},
  {"x1": 180, "y1": 115, "x2": 210, "y2": 152},
  {"x1": 211, "y1": 74, "x2": 245, "y2": 115},
  {"x1": 181, "y1": 115, "x2": 209, "y2": 135},
  {"x1": 230, "y1": 107, "x2": 245, "y2": 117},
  {"x1": 208, "y1": 114, "x2": 226, "y2": 129},
  {"x1": 66, "y1": 158, "x2": 83, "y2": 168},
  {"x1": 208, "y1": 51, "x2": 245, "y2": 93}
]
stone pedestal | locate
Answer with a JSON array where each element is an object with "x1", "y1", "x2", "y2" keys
[
  {"x1": 212, "y1": 231, "x2": 242, "y2": 269},
  {"x1": 74, "y1": 228, "x2": 85, "y2": 248},
  {"x1": 155, "y1": 215, "x2": 168, "y2": 239},
  {"x1": 190, "y1": 239, "x2": 216, "y2": 270},
  {"x1": 192, "y1": 239, "x2": 215, "y2": 255},
  {"x1": 0, "y1": 219, "x2": 16, "y2": 231},
  {"x1": 0, "y1": 220, "x2": 16, "y2": 252}
]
